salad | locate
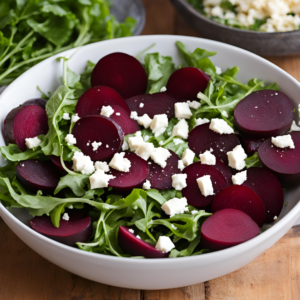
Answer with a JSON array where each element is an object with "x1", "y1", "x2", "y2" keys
[{"x1": 0, "y1": 41, "x2": 299, "y2": 258}]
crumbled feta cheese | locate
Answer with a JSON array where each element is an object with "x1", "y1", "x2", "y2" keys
[
  {"x1": 187, "y1": 100, "x2": 201, "y2": 110},
  {"x1": 227, "y1": 145, "x2": 247, "y2": 170},
  {"x1": 139, "y1": 103, "x2": 144, "y2": 108},
  {"x1": 62, "y1": 113, "x2": 70, "y2": 120},
  {"x1": 232, "y1": 170, "x2": 247, "y2": 185},
  {"x1": 191, "y1": 210, "x2": 198, "y2": 215},
  {"x1": 144, "y1": 135, "x2": 150, "y2": 142},
  {"x1": 89, "y1": 169, "x2": 115, "y2": 189},
  {"x1": 171, "y1": 224, "x2": 177, "y2": 230},
  {"x1": 135, "y1": 131, "x2": 142, "y2": 137},
  {"x1": 62, "y1": 213, "x2": 69, "y2": 221},
  {"x1": 290, "y1": 120, "x2": 300, "y2": 132},
  {"x1": 109, "y1": 152, "x2": 131, "y2": 172},
  {"x1": 128, "y1": 136, "x2": 144, "y2": 151},
  {"x1": 25, "y1": 136, "x2": 41, "y2": 149},
  {"x1": 182, "y1": 149, "x2": 195, "y2": 167},
  {"x1": 143, "y1": 179, "x2": 151, "y2": 190},
  {"x1": 174, "y1": 102, "x2": 192, "y2": 119},
  {"x1": 222, "y1": 111, "x2": 228, "y2": 118},
  {"x1": 159, "y1": 141, "x2": 164, "y2": 146},
  {"x1": 150, "y1": 114, "x2": 168, "y2": 137},
  {"x1": 172, "y1": 174, "x2": 187, "y2": 191},
  {"x1": 200, "y1": 150, "x2": 216, "y2": 165},
  {"x1": 194, "y1": 118, "x2": 210, "y2": 128},
  {"x1": 130, "y1": 111, "x2": 139, "y2": 120},
  {"x1": 172, "y1": 119, "x2": 189, "y2": 139},
  {"x1": 135, "y1": 142, "x2": 155, "y2": 160},
  {"x1": 150, "y1": 147, "x2": 171, "y2": 168},
  {"x1": 116, "y1": 112, "x2": 121, "y2": 116},
  {"x1": 215, "y1": 66, "x2": 222, "y2": 75},
  {"x1": 122, "y1": 140, "x2": 129, "y2": 151},
  {"x1": 95, "y1": 161, "x2": 109, "y2": 172},
  {"x1": 178, "y1": 160, "x2": 185, "y2": 171},
  {"x1": 72, "y1": 151, "x2": 95, "y2": 175},
  {"x1": 155, "y1": 236, "x2": 175, "y2": 253},
  {"x1": 101, "y1": 105, "x2": 114, "y2": 118},
  {"x1": 71, "y1": 113, "x2": 80, "y2": 123},
  {"x1": 272, "y1": 134, "x2": 295, "y2": 149},
  {"x1": 69, "y1": 205, "x2": 73, "y2": 209},
  {"x1": 64, "y1": 134, "x2": 77, "y2": 145},
  {"x1": 160, "y1": 86, "x2": 167, "y2": 92},
  {"x1": 137, "y1": 114, "x2": 153, "y2": 128},
  {"x1": 136, "y1": 235, "x2": 141, "y2": 240},
  {"x1": 197, "y1": 175, "x2": 214, "y2": 197},
  {"x1": 209, "y1": 118, "x2": 234, "y2": 134},
  {"x1": 92, "y1": 141, "x2": 102, "y2": 151},
  {"x1": 161, "y1": 197, "x2": 188, "y2": 216},
  {"x1": 129, "y1": 228, "x2": 135, "y2": 234},
  {"x1": 173, "y1": 138, "x2": 184, "y2": 145}
]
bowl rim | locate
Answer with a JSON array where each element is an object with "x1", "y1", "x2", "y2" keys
[
  {"x1": 1, "y1": 34, "x2": 300, "y2": 265},
  {"x1": 173, "y1": 0, "x2": 300, "y2": 36}
]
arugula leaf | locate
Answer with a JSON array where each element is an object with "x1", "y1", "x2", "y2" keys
[
  {"x1": 245, "y1": 152, "x2": 262, "y2": 168},
  {"x1": 0, "y1": 144, "x2": 42, "y2": 162}
]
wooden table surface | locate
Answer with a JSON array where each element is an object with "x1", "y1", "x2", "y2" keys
[{"x1": 1, "y1": 1, "x2": 300, "y2": 299}]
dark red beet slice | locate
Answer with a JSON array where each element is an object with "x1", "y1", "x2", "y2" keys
[
  {"x1": 23, "y1": 98, "x2": 47, "y2": 109},
  {"x1": 234, "y1": 90, "x2": 293, "y2": 139},
  {"x1": 188, "y1": 123, "x2": 240, "y2": 164},
  {"x1": 239, "y1": 136, "x2": 265, "y2": 155},
  {"x1": 146, "y1": 151, "x2": 181, "y2": 190},
  {"x1": 182, "y1": 163, "x2": 228, "y2": 208},
  {"x1": 166, "y1": 67, "x2": 210, "y2": 100},
  {"x1": 75, "y1": 86, "x2": 130, "y2": 117},
  {"x1": 4, "y1": 105, "x2": 48, "y2": 151},
  {"x1": 72, "y1": 115, "x2": 123, "y2": 161},
  {"x1": 91, "y1": 52, "x2": 147, "y2": 99},
  {"x1": 16, "y1": 160, "x2": 60, "y2": 194},
  {"x1": 30, "y1": 211, "x2": 92, "y2": 246},
  {"x1": 213, "y1": 158, "x2": 233, "y2": 186},
  {"x1": 258, "y1": 132, "x2": 300, "y2": 187},
  {"x1": 201, "y1": 209, "x2": 260, "y2": 251},
  {"x1": 109, "y1": 105, "x2": 140, "y2": 135},
  {"x1": 211, "y1": 185, "x2": 265, "y2": 227},
  {"x1": 118, "y1": 226, "x2": 168, "y2": 258},
  {"x1": 50, "y1": 156, "x2": 72, "y2": 176},
  {"x1": 109, "y1": 153, "x2": 149, "y2": 191},
  {"x1": 242, "y1": 167, "x2": 283, "y2": 223},
  {"x1": 125, "y1": 93, "x2": 180, "y2": 120}
]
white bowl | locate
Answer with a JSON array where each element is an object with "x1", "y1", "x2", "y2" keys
[{"x1": 1, "y1": 35, "x2": 300, "y2": 290}]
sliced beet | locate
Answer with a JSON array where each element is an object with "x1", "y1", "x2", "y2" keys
[
  {"x1": 91, "y1": 52, "x2": 147, "y2": 99},
  {"x1": 50, "y1": 155, "x2": 72, "y2": 176},
  {"x1": 118, "y1": 226, "x2": 168, "y2": 258},
  {"x1": 16, "y1": 160, "x2": 60, "y2": 194},
  {"x1": 182, "y1": 162, "x2": 228, "y2": 208},
  {"x1": 188, "y1": 123, "x2": 240, "y2": 164},
  {"x1": 72, "y1": 115, "x2": 123, "y2": 161},
  {"x1": 166, "y1": 67, "x2": 210, "y2": 100},
  {"x1": 109, "y1": 153, "x2": 149, "y2": 191},
  {"x1": 242, "y1": 167, "x2": 283, "y2": 223},
  {"x1": 239, "y1": 136, "x2": 265, "y2": 156},
  {"x1": 211, "y1": 185, "x2": 265, "y2": 227},
  {"x1": 30, "y1": 211, "x2": 92, "y2": 246},
  {"x1": 125, "y1": 93, "x2": 180, "y2": 120},
  {"x1": 75, "y1": 86, "x2": 130, "y2": 117},
  {"x1": 258, "y1": 131, "x2": 300, "y2": 187},
  {"x1": 23, "y1": 98, "x2": 47, "y2": 109},
  {"x1": 109, "y1": 105, "x2": 140, "y2": 135},
  {"x1": 234, "y1": 90, "x2": 294, "y2": 139},
  {"x1": 213, "y1": 158, "x2": 233, "y2": 186},
  {"x1": 4, "y1": 105, "x2": 48, "y2": 151},
  {"x1": 146, "y1": 151, "x2": 181, "y2": 190},
  {"x1": 201, "y1": 208, "x2": 260, "y2": 251}
]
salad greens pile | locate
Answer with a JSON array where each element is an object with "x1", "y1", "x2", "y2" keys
[
  {"x1": 0, "y1": 0, "x2": 136, "y2": 86},
  {"x1": 0, "y1": 41, "x2": 278, "y2": 258}
]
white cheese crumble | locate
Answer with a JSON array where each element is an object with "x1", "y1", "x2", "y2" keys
[
  {"x1": 89, "y1": 169, "x2": 115, "y2": 189},
  {"x1": 62, "y1": 213, "x2": 70, "y2": 221},
  {"x1": 143, "y1": 179, "x2": 151, "y2": 190},
  {"x1": 191, "y1": 210, "x2": 198, "y2": 215},
  {"x1": 62, "y1": 113, "x2": 70, "y2": 120},
  {"x1": 128, "y1": 136, "x2": 144, "y2": 151},
  {"x1": 232, "y1": 170, "x2": 247, "y2": 185},
  {"x1": 187, "y1": 100, "x2": 201, "y2": 110},
  {"x1": 150, "y1": 114, "x2": 168, "y2": 137},
  {"x1": 129, "y1": 228, "x2": 135, "y2": 234},
  {"x1": 130, "y1": 111, "x2": 139, "y2": 120},
  {"x1": 271, "y1": 134, "x2": 295, "y2": 149},
  {"x1": 72, "y1": 151, "x2": 95, "y2": 175},
  {"x1": 227, "y1": 145, "x2": 247, "y2": 170},
  {"x1": 174, "y1": 102, "x2": 192, "y2": 119},
  {"x1": 92, "y1": 141, "x2": 102, "y2": 151},
  {"x1": 135, "y1": 142, "x2": 155, "y2": 160},
  {"x1": 115, "y1": 112, "x2": 121, "y2": 116},
  {"x1": 182, "y1": 149, "x2": 195, "y2": 167},
  {"x1": 173, "y1": 138, "x2": 184, "y2": 145},
  {"x1": 215, "y1": 66, "x2": 222, "y2": 75},
  {"x1": 64, "y1": 134, "x2": 77, "y2": 145},
  {"x1": 71, "y1": 113, "x2": 80, "y2": 123},
  {"x1": 209, "y1": 118, "x2": 234, "y2": 134},
  {"x1": 139, "y1": 103, "x2": 144, "y2": 108},
  {"x1": 137, "y1": 114, "x2": 153, "y2": 128},
  {"x1": 25, "y1": 136, "x2": 41, "y2": 149},
  {"x1": 171, "y1": 224, "x2": 177, "y2": 230},
  {"x1": 109, "y1": 152, "x2": 131, "y2": 172},
  {"x1": 150, "y1": 147, "x2": 171, "y2": 168},
  {"x1": 136, "y1": 235, "x2": 141, "y2": 240},
  {"x1": 101, "y1": 105, "x2": 114, "y2": 118},
  {"x1": 194, "y1": 117, "x2": 210, "y2": 128},
  {"x1": 197, "y1": 175, "x2": 214, "y2": 197},
  {"x1": 161, "y1": 197, "x2": 188, "y2": 217},
  {"x1": 290, "y1": 120, "x2": 300, "y2": 132},
  {"x1": 200, "y1": 150, "x2": 216, "y2": 165},
  {"x1": 135, "y1": 131, "x2": 142, "y2": 137},
  {"x1": 172, "y1": 174, "x2": 187, "y2": 191},
  {"x1": 221, "y1": 111, "x2": 228, "y2": 118},
  {"x1": 155, "y1": 236, "x2": 175, "y2": 253},
  {"x1": 95, "y1": 161, "x2": 110, "y2": 172},
  {"x1": 178, "y1": 160, "x2": 185, "y2": 171},
  {"x1": 122, "y1": 140, "x2": 129, "y2": 151},
  {"x1": 172, "y1": 119, "x2": 189, "y2": 139},
  {"x1": 160, "y1": 86, "x2": 167, "y2": 92}
]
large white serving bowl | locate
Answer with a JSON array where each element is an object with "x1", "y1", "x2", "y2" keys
[{"x1": 1, "y1": 35, "x2": 300, "y2": 290}]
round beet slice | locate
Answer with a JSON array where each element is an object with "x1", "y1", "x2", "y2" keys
[
  {"x1": 125, "y1": 93, "x2": 180, "y2": 120},
  {"x1": 166, "y1": 67, "x2": 210, "y2": 100},
  {"x1": 258, "y1": 131, "x2": 300, "y2": 187},
  {"x1": 211, "y1": 185, "x2": 265, "y2": 227},
  {"x1": 242, "y1": 167, "x2": 283, "y2": 223},
  {"x1": 72, "y1": 115, "x2": 123, "y2": 161},
  {"x1": 16, "y1": 160, "x2": 60, "y2": 194},
  {"x1": 213, "y1": 158, "x2": 233, "y2": 186},
  {"x1": 109, "y1": 153, "x2": 149, "y2": 191},
  {"x1": 182, "y1": 163, "x2": 228, "y2": 208},
  {"x1": 30, "y1": 211, "x2": 92, "y2": 246},
  {"x1": 4, "y1": 105, "x2": 48, "y2": 151},
  {"x1": 118, "y1": 226, "x2": 168, "y2": 258},
  {"x1": 75, "y1": 86, "x2": 130, "y2": 117},
  {"x1": 91, "y1": 52, "x2": 147, "y2": 99},
  {"x1": 146, "y1": 151, "x2": 181, "y2": 190},
  {"x1": 50, "y1": 156, "x2": 72, "y2": 176},
  {"x1": 201, "y1": 209, "x2": 260, "y2": 251},
  {"x1": 109, "y1": 105, "x2": 140, "y2": 135},
  {"x1": 188, "y1": 123, "x2": 240, "y2": 164},
  {"x1": 234, "y1": 90, "x2": 293, "y2": 139},
  {"x1": 23, "y1": 98, "x2": 47, "y2": 109},
  {"x1": 239, "y1": 136, "x2": 265, "y2": 156}
]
